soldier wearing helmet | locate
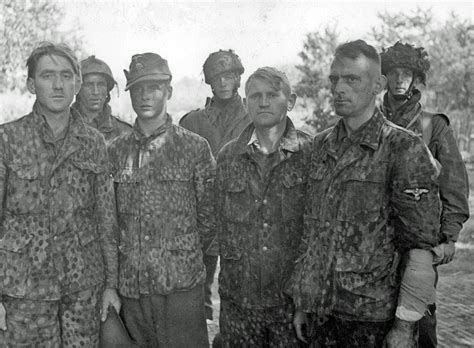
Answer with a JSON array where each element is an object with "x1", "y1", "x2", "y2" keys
[
  {"x1": 73, "y1": 56, "x2": 131, "y2": 143},
  {"x1": 179, "y1": 50, "x2": 250, "y2": 327},
  {"x1": 381, "y1": 41, "x2": 469, "y2": 348}
]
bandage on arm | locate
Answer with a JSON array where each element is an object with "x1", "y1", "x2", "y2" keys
[{"x1": 396, "y1": 249, "x2": 436, "y2": 321}]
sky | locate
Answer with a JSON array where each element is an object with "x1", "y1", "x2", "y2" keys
[{"x1": 60, "y1": 0, "x2": 473, "y2": 83}]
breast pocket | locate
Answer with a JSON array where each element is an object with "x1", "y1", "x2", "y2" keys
[
  {"x1": 7, "y1": 162, "x2": 42, "y2": 214},
  {"x1": 281, "y1": 168, "x2": 307, "y2": 221},
  {"x1": 113, "y1": 167, "x2": 140, "y2": 214},
  {"x1": 338, "y1": 163, "x2": 388, "y2": 222},
  {"x1": 224, "y1": 178, "x2": 250, "y2": 223}
]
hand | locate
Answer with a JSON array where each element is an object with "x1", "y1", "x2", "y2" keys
[
  {"x1": 439, "y1": 241, "x2": 455, "y2": 265},
  {"x1": 101, "y1": 288, "x2": 121, "y2": 322},
  {"x1": 0, "y1": 302, "x2": 7, "y2": 331},
  {"x1": 293, "y1": 310, "x2": 309, "y2": 343},
  {"x1": 382, "y1": 318, "x2": 416, "y2": 348}
]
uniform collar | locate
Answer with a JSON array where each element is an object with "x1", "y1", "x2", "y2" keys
[
  {"x1": 326, "y1": 109, "x2": 384, "y2": 152},
  {"x1": 235, "y1": 117, "x2": 299, "y2": 155},
  {"x1": 132, "y1": 113, "x2": 172, "y2": 142},
  {"x1": 382, "y1": 89, "x2": 422, "y2": 126},
  {"x1": 72, "y1": 102, "x2": 115, "y2": 132}
]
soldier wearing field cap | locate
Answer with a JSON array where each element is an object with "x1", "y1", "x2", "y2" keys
[
  {"x1": 180, "y1": 49, "x2": 250, "y2": 323},
  {"x1": 73, "y1": 55, "x2": 131, "y2": 144},
  {"x1": 108, "y1": 52, "x2": 215, "y2": 347}
]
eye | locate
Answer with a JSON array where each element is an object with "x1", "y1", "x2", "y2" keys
[
  {"x1": 329, "y1": 76, "x2": 338, "y2": 85},
  {"x1": 62, "y1": 73, "x2": 73, "y2": 79}
]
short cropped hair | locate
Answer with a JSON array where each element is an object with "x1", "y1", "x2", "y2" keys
[
  {"x1": 245, "y1": 67, "x2": 292, "y2": 98},
  {"x1": 334, "y1": 39, "x2": 380, "y2": 65},
  {"x1": 26, "y1": 42, "x2": 81, "y2": 79}
]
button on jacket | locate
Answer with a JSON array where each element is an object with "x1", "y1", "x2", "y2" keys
[
  {"x1": 288, "y1": 110, "x2": 441, "y2": 321},
  {"x1": 382, "y1": 90, "x2": 469, "y2": 242},
  {"x1": 0, "y1": 104, "x2": 118, "y2": 300},
  {"x1": 108, "y1": 115, "x2": 216, "y2": 298},
  {"x1": 216, "y1": 118, "x2": 312, "y2": 309}
]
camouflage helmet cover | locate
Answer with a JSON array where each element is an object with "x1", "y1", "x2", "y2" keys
[
  {"x1": 203, "y1": 49, "x2": 245, "y2": 84},
  {"x1": 381, "y1": 41, "x2": 430, "y2": 84},
  {"x1": 80, "y1": 55, "x2": 116, "y2": 91}
]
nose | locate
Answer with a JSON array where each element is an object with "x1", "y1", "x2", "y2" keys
[
  {"x1": 92, "y1": 83, "x2": 99, "y2": 94},
  {"x1": 259, "y1": 95, "x2": 270, "y2": 107},
  {"x1": 332, "y1": 79, "x2": 345, "y2": 95},
  {"x1": 53, "y1": 75, "x2": 64, "y2": 89}
]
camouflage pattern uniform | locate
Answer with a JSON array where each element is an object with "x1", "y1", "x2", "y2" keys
[
  {"x1": 73, "y1": 102, "x2": 132, "y2": 144},
  {"x1": 381, "y1": 42, "x2": 470, "y2": 348},
  {"x1": 216, "y1": 118, "x2": 312, "y2": 347},
  {"x1": 108, "y1": 114, "x2": 215, "y2": 347},
  {"x1": 0, "y1": 104, "x2": 118, "y2": 347},
  {"x1": 180, "y1": 49, "x2": 250, "y2": 322},
  {"x1": 288, "y1": 110, "x2": 441, "y2": 347},
  {"x1": 73, "y1": 55, "x2": 132, "y2": 144}
]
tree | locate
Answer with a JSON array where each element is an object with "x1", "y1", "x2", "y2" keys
[
  {"x1": 0, "y1": 0, "x2": 85, "y2": 92},
  {"x1": 294, "y1": 24, "x2": 340, "y2": 132}
]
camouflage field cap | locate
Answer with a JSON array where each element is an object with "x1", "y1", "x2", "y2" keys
[
  {"x1": 381, "y1": 41, "x2": 430, "y2": 84},
  {"x1": 203, "y1": 49, "x2": 244, "y2": 84},
  {"x1": 124, "y1": 53, "x2": 172, "y2": 91},
  {"x1": 81, "y1": 55, "x2": 116, "y2": 91}
]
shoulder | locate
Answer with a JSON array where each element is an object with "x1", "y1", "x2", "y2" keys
[
  {"x1": 172, "y1": 124, "x2": 212, "y2": 150},
  {"x1": 312, "y1": 126, "x2": 333, "y2": 147},
  {"x1": 216, "y1": 138, "x2": 239, "y2": 163},
  {"x1": 422, "y1": 111, "x2": 449, "y2": 126},
  {"x1": 111, "y1": 115, "x2": 133, "y2": 129},
  {"x1": 296, "y1": 129, "x2": 314, "y2": 151},
  {"x1": 0, "y1": 113, "x2": 33, "y2": 132},
  {"x1": 107, "y1": 131, "x2": 132, "y2": 154},
  {"x1": 179, "y1": 108, "x2": 206, "y2": 127}
]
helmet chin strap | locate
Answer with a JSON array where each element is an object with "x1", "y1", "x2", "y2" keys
[{"x1": 392, "y1": 75, "x2": 416, "y2": 101}]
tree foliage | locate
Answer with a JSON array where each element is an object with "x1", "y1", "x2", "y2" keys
[
  {"x1": 296, "y1": 7, "x2": 472, "y2": 152},
  {"x1": 0, "y1": 0, "x2": 85, "y2": 92}
]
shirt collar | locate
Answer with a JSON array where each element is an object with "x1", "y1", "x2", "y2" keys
[{"x1": 132, "y1": 113, "x2": 173, "y2": 142}]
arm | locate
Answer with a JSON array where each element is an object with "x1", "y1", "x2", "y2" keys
[
  {"x1": 194, "y1": 140, "x2": 216, "y2": 252},
  {"x1": 94, "y1": 139, "x2": 120, "y2": 320},
  {"x1": 0, "y1": 129, "x2": 7, "y2": 330},
  {"x1": 430, "y1": 118, "x2": 470, "y2": 243}
]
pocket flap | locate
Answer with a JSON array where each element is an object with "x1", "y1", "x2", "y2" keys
[
  {"x1": 335, "y1": 252, "x2": 393, "y2": 273},
  {"x1": 77, "y1": 222, "x2": 98, "y2": 246},
  {"x1": 220, "y1": 243, "x2": 243, "y2": 260},
  {"x1": 9, "y1": 162, "x2": 40, "y2": 180},
  {"x1": 153, "y1": 165, "x2": 193, "y2": 182},
  {"x1": 0, "y1": 228, "x2": 33, "y2": 252},
  {"x1": 225, "y1": 178, "x2": 246, "y2": 193},
  {"x1": 72, "y1": 160, "x2": 104, "y2": 174},
  {"x1": 282, "y1": 170, "x2": 306, "y2": 188}
]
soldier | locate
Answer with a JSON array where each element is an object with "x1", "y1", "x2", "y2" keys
[
  {"x1": 108, "y1": 53, "x2": 215, "y2": 347},
  {"x1": 0, "y1": 42, "x2": 120, "y2": 347},
  {"x1": 380, "y1": 41, "x2": 470, "y2": 348},
  {"x1": 288, "y1": 40, "x2": 441, "y2": 347},
  {"x1": 215, "y1": 67, "x2": 311, "y2": 347},
  {"x1": 73, "y1": 55, "x2": 132, "y2": 144},
  {"x1": 180, "y1": 49, "x2": 250, "y2": 322}
]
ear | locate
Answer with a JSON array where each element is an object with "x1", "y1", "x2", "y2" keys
[
  {"x1": 413, "y1": 75, "x2": 421, "y2": 86},
  {"x1": 287, "y1": 93, "x2": 297, "y2": 111},
  {"x1": 374, "y1": 75, "x2": 387, "y2": 95},
  {"x1": 27, "y1": 77, "x2": 36, "y2": 95},
  {"x1": 167, "y1": 85, "x2": 173, "y2": 100}
]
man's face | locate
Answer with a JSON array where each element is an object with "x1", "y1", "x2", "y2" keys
[
  {"x1": 246, "y1": 78, "x2": 294, "y2": 130},
  {"x1": 386, "y1": 67, "x2": 414, "y2": 97},
  {"x1": 27, "y1": 54, "x2": 81, "y2": 115},
  {"x1": 329, "y1": 55, "x2": 379, "y2": 119},
  {"x1": 78, "y1": 73, "x2": 108, "y2": 113},
  {"x1": 210, "y1": 72, "x2": 238, "y2": 100},
  {"x1": 130, "y1": 80, "x2": 172, "y2": 120}
]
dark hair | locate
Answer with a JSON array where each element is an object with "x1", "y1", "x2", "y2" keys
[
  {"x1": 334, "y1": 40, "x2": 380, "y2": 65},
  {"x1": 26, "y1": 42, "x2": 81, "y2": 79}
]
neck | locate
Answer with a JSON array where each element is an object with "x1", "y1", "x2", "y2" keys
[
  {"x1": 254, "y1": 120, "x2": 286, "y2": 154},
  {"x1": 388, "y1": 93, "x2": 408, "y2": 111},
  {"x1": 137, "y1": 111, "x2": 167, "y2": 137},
  {"x1": 343, "y1": 104, "x2": 374, "y2": 137},
  {"x1": 82, "y1": 108, "x2": 101, "y2": 124},
  {"x1": 43, "y1": 109, "x2": 70, "y2": 137}
]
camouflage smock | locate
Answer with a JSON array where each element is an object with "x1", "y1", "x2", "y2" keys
[
  {"x1": 180, "y1": 94, "x2": 250, "y2": 256},
  {"x1": 287, "y1": 110, "x2": 441, "y2": 321},
  {"x1": 73, "y1": 102, "x2": 132, "y2": 145},
  {"x1": 0, "y1": 104, "x2": 118, "y2": 300},
  {"x1": 179, "y1": 94, "x2": 250, "y2": 157},
  {"x1": 382, "y1": 90, "x2": 470, "y2": 242},
  {"x1": 108, "y1": 114, "x2": 216, "y2": 298},
  {"x1": 216, "y1": 118, "x2": 312, "y2": 309}
]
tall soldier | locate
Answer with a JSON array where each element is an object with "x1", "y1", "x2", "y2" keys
[
  {"x1": 216, "y1": 67, "x2": 311, "y2": 346},
  {"x1": 73, "y1": 55, "x2": 132, "y2": 144},
  {"x1": 380, "y1": 41, "x2": 470, "y2": 348},
  {"x1": 180, "y1": 49, "x2": 250, "y2": 322},
  {"x1": 0, "y1": 42, "x2": 120, "y2": 347},
  {"x1": 108, "y1": 53, "x2": 215, "y2": 347},
  {"x1": 288, "y1": 40, "x2": 441, "y2": 347}
]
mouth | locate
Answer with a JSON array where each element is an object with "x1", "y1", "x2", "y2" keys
[
  {"x1": 52, "y1": 95, "x2": 64, "y2": 99},
  {"x1": 140, "y1": 105, "x2": 153, "y2": 110},
  {"x1": 335, "y1": 100, "x2": 349, "y2": 105}
]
